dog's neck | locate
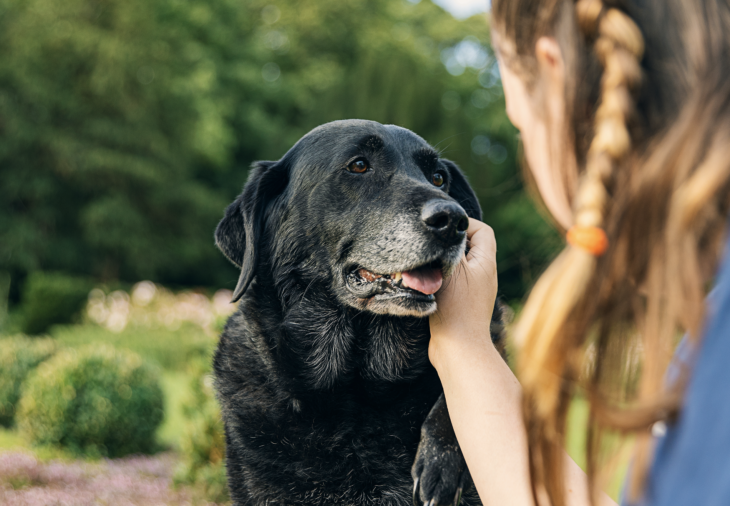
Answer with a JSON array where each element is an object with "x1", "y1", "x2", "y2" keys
[{"x1": 240, "y1": 262, "x2": 433, "y2": 395}]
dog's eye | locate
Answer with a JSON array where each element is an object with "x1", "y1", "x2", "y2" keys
[
  {"x1": 431, "y1": 172, "x2": 445, "y2": 187},
  {"x1": 347, "y1": 159, "x2": 369, "y2": 174}
]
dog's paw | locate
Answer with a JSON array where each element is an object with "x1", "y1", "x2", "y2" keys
[{"x1": 411, "y1": 433, "x2": 472, "y2": 506}]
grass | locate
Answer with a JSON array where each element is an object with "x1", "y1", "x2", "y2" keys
[
  {"x1": 50, "y1": 323, "x2": 214, "y2": 371},
  {"x1": 0, "y1": 426, "x2": 77, "y2": 461},
  {"x1": 157, "y1": 371, "x2": 192, "y2": 450},
  {"x1": 0, "y1": 426, "x2": 24, "y2": 450},
  {"x1": 566, "y1": 397, "x2": 591, "y2": 470},
  {"x1": 566, "y1": 396, "x2": 632, "y2": 501}
]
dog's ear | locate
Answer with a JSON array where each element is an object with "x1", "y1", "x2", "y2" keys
[
  {"x1": 441, "y1": 159, "x2": 482, "y2": 220},
  {"x1": 215, "y1": 160, "x2": 288, "y2": 302}
]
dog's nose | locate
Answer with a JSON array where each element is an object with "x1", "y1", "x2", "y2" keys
[{"x1": 421, "y1": 200, "x2": 469, "y2": 243}]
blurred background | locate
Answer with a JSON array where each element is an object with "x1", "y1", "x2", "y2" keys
[
  {"x1": 0, "y1": 0, "x2": 571, "y2": 504},
  {"x1": 0, "y1": 0, "x2": 561, "y2": 314}
]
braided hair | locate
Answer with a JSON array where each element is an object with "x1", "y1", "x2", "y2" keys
[{"x1": 491, "y1": 0, "x2": 730, "y2": 503}]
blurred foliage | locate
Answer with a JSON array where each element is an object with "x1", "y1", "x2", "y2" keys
[
  {"x1": 50, "y1": 280, "x2": 231, "y2": 370},
  {"x1": 0, "y1": 336, "x2": 58, "y2": 426},
  {"x1": 19, "y1": 271, "x2": 92, "y2": 335},
  {"x1": 0, "y1": 272, "x2": 9, "y2": 331},
  {"x1": 0, "y1": 0, "x2": 560, "y2": 303},
  {"x1": 174, "y1": 357, "x2": 228, "y2": 503},
  {"x1": 84, "y1": 281, "x2": 233, "y2": 338},
  {"x1": 18, "y1": 344, "x2": 164, "y2": 458},
  {"x1": 52, "y1": 323, "x2": 211, "y2": 371},
  {"x1": 493, "y1": 193, "x2": 564, "y2": 296},
  {"x1": 156, "y1": 371, "x2": 190, "y2": 449}
]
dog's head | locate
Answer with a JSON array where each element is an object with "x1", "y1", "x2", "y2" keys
[{"x1": 215, "y1": 120, "x2": 481, "y2": 317}]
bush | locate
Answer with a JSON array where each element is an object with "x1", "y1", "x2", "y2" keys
[
  {"x1": 0, "y1": 336, "x2": 58, "y2": 426},
  {"x1": 17, "y1": 344, "x2": 164, "y2": 458},
  {"x1": 20, "y1": 272, "x2": 92, "y2": 335},
  {"x1": 52, "y1": 324, "x2": 213, "y2": 372},
  {"x1": 174, "y1": 358, "x2": 229, "y2": 503}
]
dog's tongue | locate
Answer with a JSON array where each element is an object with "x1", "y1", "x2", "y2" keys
[{"x1": 401, "y1": 267, "x2": 443, "y2": 295}]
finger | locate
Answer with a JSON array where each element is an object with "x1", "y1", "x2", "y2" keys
[
  {"x1": 464, "y1": 218, "x2": 496, "y2": 262},
  {"x1": 465, "y1": 217, "x2": 487, "y2": 239}
]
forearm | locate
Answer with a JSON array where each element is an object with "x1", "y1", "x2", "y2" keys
[
  {"x1": 430, "y1": 328, "x2": 617, "y2": 506},
  {"x1": 431, "y1": 325, "x2": 536, "y2": 505}
]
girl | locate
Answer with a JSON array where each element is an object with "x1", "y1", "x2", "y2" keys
[{"x1": 430, "y1": 1, "x2": 730, "y2": 505}]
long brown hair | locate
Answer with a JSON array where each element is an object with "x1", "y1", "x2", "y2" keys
[{"x1": 490, "y1": 0, "x2": 730, "y2": 504}]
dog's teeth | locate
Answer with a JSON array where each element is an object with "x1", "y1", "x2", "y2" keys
[
  {"x1": 358, "y1": 268, "x2": 382, "y2": 283},
  {"x1": 392, "y1": 272, "x2": 402, "y2": 282}
]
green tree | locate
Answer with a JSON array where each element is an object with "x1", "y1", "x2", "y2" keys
[
  {"x1": 0, "y1": 0, "x2": 560, "y2": 303},
  {"x1": 0, "y1": 0, "x2": 239, "y2": 289}
]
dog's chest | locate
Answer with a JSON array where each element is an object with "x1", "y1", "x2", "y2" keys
[
  {"x1": 234, "y1": 381, "x2": 439, "y2": 505},
  {"x1": 216, "y1": 300, "x2": 442, "y2": 505}
]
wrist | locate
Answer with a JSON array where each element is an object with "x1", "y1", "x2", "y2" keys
[{"x1": 428, "y1": 320, "x2": 499, "y2": 376}]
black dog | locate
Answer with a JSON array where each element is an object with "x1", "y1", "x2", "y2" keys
[{"x1": 214, "y1": 120, "x2": 504, "y2": 506}]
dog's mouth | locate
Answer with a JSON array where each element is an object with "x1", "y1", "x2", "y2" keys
[{"x1": 345, "y1": 259, "x2": 445, "y2": 302}]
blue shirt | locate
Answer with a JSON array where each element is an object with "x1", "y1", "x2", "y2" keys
[{"x1": 626, "y1": 234, "x2": 730, "y2": 505}]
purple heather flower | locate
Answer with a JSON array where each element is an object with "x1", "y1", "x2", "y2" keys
[{"x1": 0, "y1": 451, "x2": 218, "y2": 506}]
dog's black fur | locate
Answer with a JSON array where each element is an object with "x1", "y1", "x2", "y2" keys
[{"x1": 214, "y1": 120, "x2": 504, "y2": 506}]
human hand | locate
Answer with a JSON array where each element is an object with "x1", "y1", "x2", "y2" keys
[{"x1": 429, "y1": 218, "x2": 498, "y2": 370}]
